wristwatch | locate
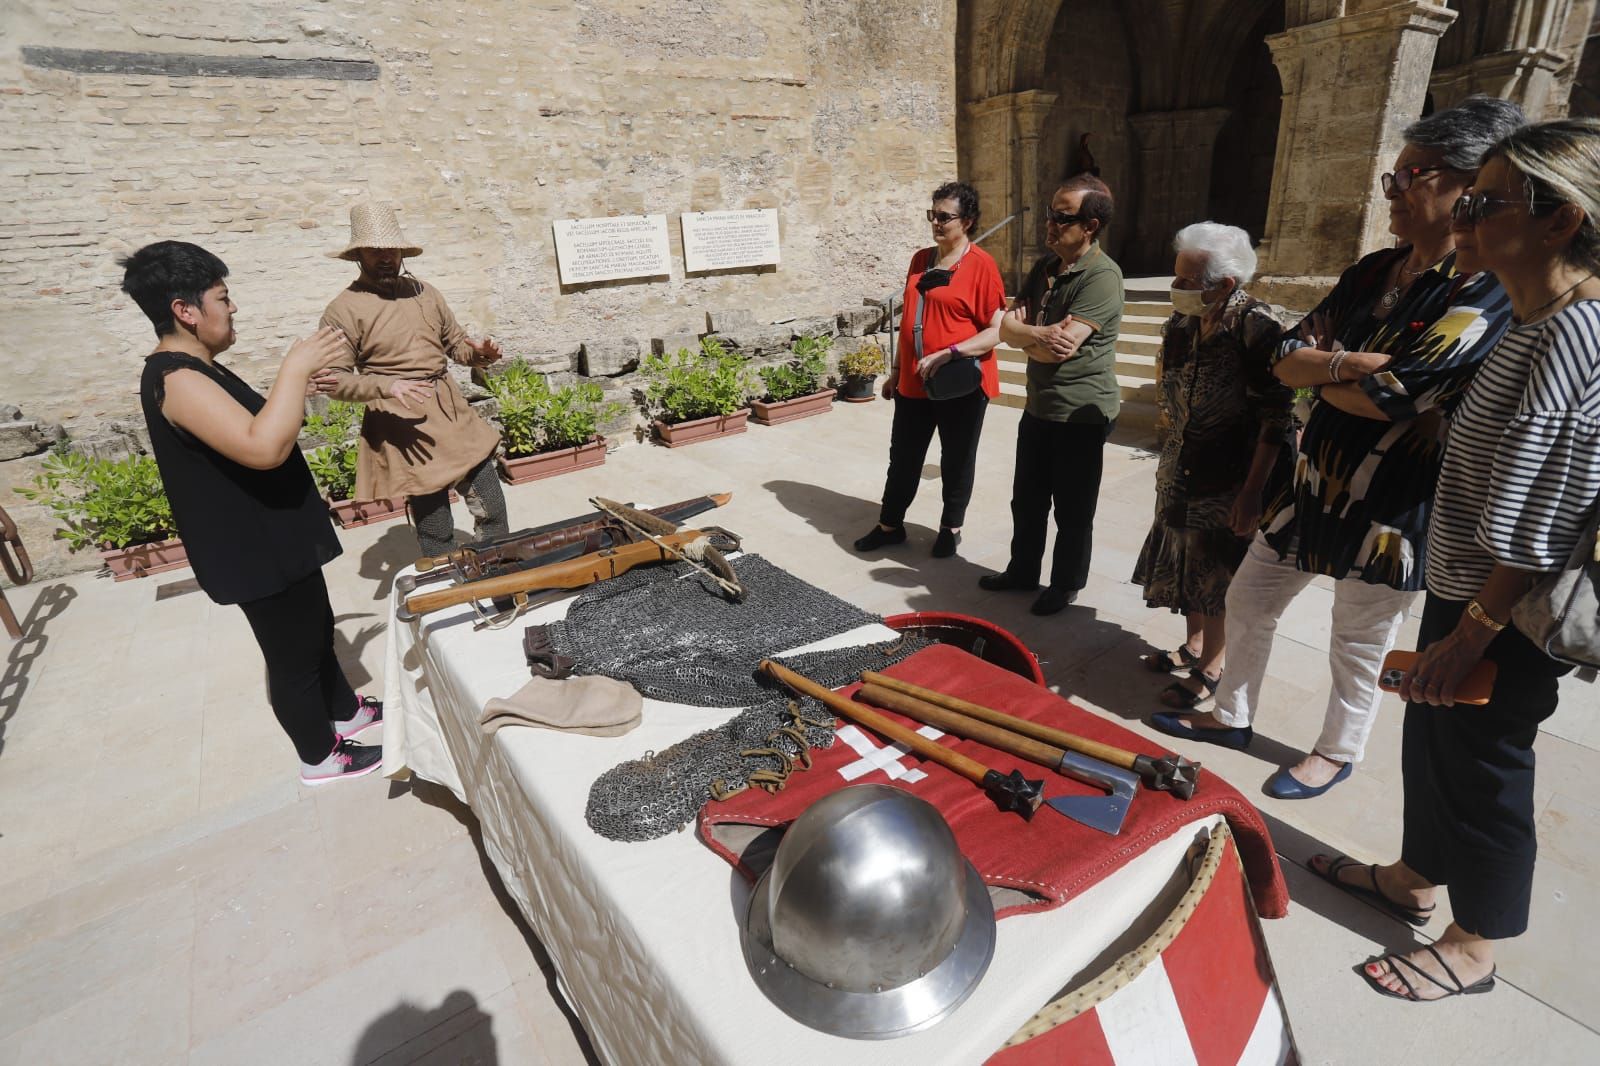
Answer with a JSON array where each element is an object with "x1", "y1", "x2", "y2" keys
[{"x1": 1466, "y1": 599, "x2": 1507, "y2": 633}]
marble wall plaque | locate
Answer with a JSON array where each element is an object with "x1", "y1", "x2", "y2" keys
[
  {"x1": 680, "y1": 209, "x2": 781, "y2": 273},
  {"x1": 552, "y1": 214, "x2": 672, "y2": 285}
]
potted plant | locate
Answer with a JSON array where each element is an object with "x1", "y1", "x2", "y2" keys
[
  {"x1": 14, "y1": 451, "x2": 186, "y2": 580},
  {"x1": 838, "y1": 341, "x2": 887, "y2": 402},
  {"x1": 752, "y1": 334, "x2": 835, "y2": 426},
  {"x1": 303, "y1": 400, "x2": 411, "y2": 528},
  {"x1": 486, "y1": 358, "x2": 624, "y2": 484},
  {"x1": 639, "y1": 336, "x2": 756, "y2": 447}
]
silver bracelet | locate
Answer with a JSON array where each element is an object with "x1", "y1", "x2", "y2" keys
[{"x1": 1328, "y1": 350, "x2": 1348, "y2": 383}]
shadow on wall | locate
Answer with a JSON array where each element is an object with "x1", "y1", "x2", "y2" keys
[
  {"x1": 0, "y1": 582, "x2": 75, "y2": 759},
  {"x1": 350, "y1": 989, "x2": 496, "y2": 1065}
]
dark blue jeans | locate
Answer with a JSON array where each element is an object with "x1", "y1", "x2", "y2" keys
[{"x1": 878, "y1": 390, "x2": 989, "y2": 530}]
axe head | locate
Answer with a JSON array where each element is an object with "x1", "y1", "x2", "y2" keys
[{"x1": 1045, "y1": 749, "x2": 1139, "y2": 835}]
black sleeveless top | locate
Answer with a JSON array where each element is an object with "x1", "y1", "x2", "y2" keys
[{"x1": 139, "y1": 352, "x2": 341, "y2": 604}]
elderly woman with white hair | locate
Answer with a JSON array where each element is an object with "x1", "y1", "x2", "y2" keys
[{"x1": 1134, "y1": 223, "x2": 1292, "y2": 707}]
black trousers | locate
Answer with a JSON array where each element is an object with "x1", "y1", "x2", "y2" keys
[
  {"x1": 1004, "y1": 412, "x2": 1115, "y2": 590},
  {"x1": 1401, "y1": 593, "x2": 1570, "y2": 938},
  {"x1": 237, "y1": 568, "x2": 358, "y2": 764},
  {"x1": 877, "y1": 390, "x2": 989, "y2": 530}
]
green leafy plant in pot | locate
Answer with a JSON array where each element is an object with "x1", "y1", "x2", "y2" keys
[
  {"x1": 640, "y1": 337, "x2": 755, "y2": 425},
  {"x1": 302, "y1": 399, "x2": 363, "y2": 502},
  {"x1": 759, "y1": 334, "x2": 831, "y2": 403},
  {"x1": 838, "y1": 341, "x2": 887, "y2": 402},
  {"x1": 15, "y1": 451, "x2": 176, "y2": 552},
  {"x1": 486, "y1": 357, "x2": 625, "y2": 481}
]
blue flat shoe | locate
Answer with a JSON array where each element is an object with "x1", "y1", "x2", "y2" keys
[
  {"x1": 1265, "y1": 759, "x2": 1352, "y2": 799},
  {"x1": 1149, "y1": 712, "x2": 1253, "y2": 750}
]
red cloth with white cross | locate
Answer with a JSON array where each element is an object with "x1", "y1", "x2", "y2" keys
[
  {"x1": 698, "y1": 643, "x2": 1288, "y2": 919},
  {"x1": 985, "y1": 830, "x2": 1294, "y2": 1066}
]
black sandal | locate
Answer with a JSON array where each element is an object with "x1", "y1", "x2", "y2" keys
[
  {"x1": 1159, "y1": 671, "x2": 1219, "y2": 709},
  {"x1": 1143, "y1": 645, "x2": 1200, "y2": 674},
  {"x1": 1310, "y1": 855, "x2": 1436, "y2": 927},
  {"x1": 1356, "y1": 946, "x2": 1496, "y2": 1002}
]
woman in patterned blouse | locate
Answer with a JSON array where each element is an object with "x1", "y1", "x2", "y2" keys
[
  {"x1": 1151, "y1": 96, "x2": 1526, "y2": 800},
  {"x1": 1134, "y1": 223, "x2": 1291, "y2": 707}
]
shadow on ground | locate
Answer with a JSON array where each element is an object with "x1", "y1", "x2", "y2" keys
[
  {"x1": 0, "y1": 582, "x2": 74, "y2": 759},
  {"x1": 360, "y1": 523, "x2": 425, "y2": 603},
  {"x1": 392, "y1": 777, "x2": 601, "y2": 1066},
  {"x1": 351, "y1": 988, "x2": 496, "y2": 1065}
]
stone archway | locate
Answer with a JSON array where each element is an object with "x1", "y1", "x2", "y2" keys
[{"x1": 956, "y1": 0, "x2": 1285, "y2": 281}]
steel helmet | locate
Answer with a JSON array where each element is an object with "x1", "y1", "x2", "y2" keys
[{"x1": 740, "y1": 783, "x2": 995, "y2": 1039}]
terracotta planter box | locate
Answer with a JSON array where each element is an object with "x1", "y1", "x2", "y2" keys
[
  {"x1": 653, "y1": 410, "x2": 750, "y2": 448},
  {"x1": 101, "y1": 537, "x2": 189, "y2": 582},
  {"x1": 498, "y1": 438, "x2": 607, "y2": 485},
  {"x1": 840, "y1": 376, "x2": 878, "y2": 402},
  {"x1": 751, "y1": 389, "x2": 835, "y2": 426},
  {"x1": 326, "y1": 491, "x2": 458, "y2": 529}
]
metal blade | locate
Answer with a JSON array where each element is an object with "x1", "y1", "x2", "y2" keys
[{"x1": 1044, "y1": 749, "x2": 1139, "y2": 835}]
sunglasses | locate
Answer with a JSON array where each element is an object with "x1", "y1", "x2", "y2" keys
[
  {"x1": 1450, "y1": 191, "x2": 1551, "y2": 225},
  {"x1": 1380, "y1": 165, "x2": 1459, "y2": 197},
  {"x1": 1043, "y1": 207, "x2": 1086, "y2": 227},
  {"x1": 927, "y1": 209, "x2": 965, "y2": 225}
]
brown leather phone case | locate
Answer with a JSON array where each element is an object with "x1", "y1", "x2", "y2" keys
[{"x1": 1378, "y1": 650, "x2": 1497, "y2": 705}]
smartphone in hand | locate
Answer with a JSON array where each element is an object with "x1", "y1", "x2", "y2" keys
[{"x1": 1378, "y1": 650, "x2": 1496, "y2": 705}]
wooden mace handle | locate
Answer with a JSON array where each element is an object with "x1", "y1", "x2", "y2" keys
[
  {"x1": 405, "y1": 533, "x2": 702, "y2": 616},
  {"x1": 857, "y1": 684, "x2": 1065, "y2": 771},
  {"x1": 859, "y1": 670, "x2": 1139, "y2": 772},
  {"x1": 759, "y1": 660, "x2": 990, "y2": 787}
]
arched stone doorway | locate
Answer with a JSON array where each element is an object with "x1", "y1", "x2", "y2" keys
[{"x1": 956, "y1": 0, "x2": 1283, "y2": 283}]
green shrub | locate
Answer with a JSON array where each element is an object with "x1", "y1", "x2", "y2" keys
[
  {"x1": 759, "y1": 333, "x2": 831, "y2": 402},
  {"x1": 14, "y1": 451, "x2": 176, "y2": 551},
  {"x1": 302, "y1": 399, "x2": 364, "y2": 447},
  {"x1": 486, "y1": 357, "x2": 625, "y2": 457},
  {"x1": 838, "y1": 341, "x2": 887, "y2": 380},
  {"x1": 306, "y1": 441, "x2": 359, "y2": 500},
  {"x1": 639, "y1": 337, "x2": 755, "y2": 424}
]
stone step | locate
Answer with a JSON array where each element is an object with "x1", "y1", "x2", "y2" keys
[
  {"x1": 1125, "y1": 275, "x2": 1175, "y2": 301},
  {"x1": 1119, "y1": 334, "x2": 1161, "y2": 358},
  {"x1": 1121, "y1": 313, "x2": 1168, "y2": 337},
  {"x1": 1125, "y1": 300, "x2": 1172, "y2": 318}
]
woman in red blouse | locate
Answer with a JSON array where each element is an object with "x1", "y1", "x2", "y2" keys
[{"x1": 854, "y1": 182, "x2": 1007, "y2": 559}]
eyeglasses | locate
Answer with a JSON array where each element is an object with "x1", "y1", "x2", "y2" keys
[
  {"x1": 1449, "y1": 191, "x2": 1551, "y2": 225},
  {"x1": 1043, "y1": 207, "x2": 1087, "y2": 227},
  {"x1": 926, "y1": 209, "x2": 964, "y2": 225},
  {"x1": 1380, "y1": 165, "x2": 1458, "y2": 197}
]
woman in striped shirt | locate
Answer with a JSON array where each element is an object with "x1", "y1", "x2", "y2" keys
[{"x1": 1312, "y1": 118, "x2": 1600, "y2": 1003}]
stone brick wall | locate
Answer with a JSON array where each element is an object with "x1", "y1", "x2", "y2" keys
[
  {"x1": 0, "y1": 0, "x2": 950, "y2": 577},
  {"x1": 0, "y1": 0, "x2": 955, "y2": 432}
]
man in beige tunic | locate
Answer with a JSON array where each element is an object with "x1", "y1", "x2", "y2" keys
[{"x1": 316, "y1": 203, "x2": 509, "y2": 556}]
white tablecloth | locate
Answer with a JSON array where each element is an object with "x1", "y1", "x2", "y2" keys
[{"x1": 382, "y1": 569, "x2": 1224, "y2": 1066}]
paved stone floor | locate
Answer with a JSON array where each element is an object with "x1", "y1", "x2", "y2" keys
[{"x1": 1, "y1": 397, "x2": 1596, "y2": 1064}]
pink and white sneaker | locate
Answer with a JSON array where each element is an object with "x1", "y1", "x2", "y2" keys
[
  {"x1": 333, "y1": 694, "x2": 384, "y2": 740},
  {"x1": 300, "y1": 738, "x2": 382, "y2": 786}
]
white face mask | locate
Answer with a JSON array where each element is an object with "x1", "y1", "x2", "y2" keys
[{"x1": 1170, "y1": 284, "x2": 1210, "y2": 317}]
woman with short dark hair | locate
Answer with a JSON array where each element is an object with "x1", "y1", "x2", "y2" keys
[
  {"x1": 854, "y1": 181, "x2": 1007, "y2": 559},
  {"x1": 124, "y1": 240, "x2": 384, "y2": 786}
]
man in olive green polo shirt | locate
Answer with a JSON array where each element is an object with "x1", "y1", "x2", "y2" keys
[{"x1": 982, "y1": 174, "x2": 1124, "y2": 615}]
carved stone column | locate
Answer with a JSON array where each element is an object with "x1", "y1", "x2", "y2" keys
[
  {"x1": 1012, "y1": 90, "x2": 1059, "y2": 275},
  {"x1": 1255, "y1": 1, "x2": 1457, "y2": 308},
  {"x1": 961, "y1": 93, "x2": 1021, "y2": 288},
  {"x1": 1126, "y1": 107, "x2": 1232, "y2": 273}
]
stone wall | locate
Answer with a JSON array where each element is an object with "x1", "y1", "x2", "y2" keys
[{"x1": 0, "y1": 0, "x2": 951, "y2": 577}]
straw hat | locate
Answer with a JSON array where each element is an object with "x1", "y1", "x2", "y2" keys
[{"x1": 327, "y1": 202, "x2": 423, "y2": 261}]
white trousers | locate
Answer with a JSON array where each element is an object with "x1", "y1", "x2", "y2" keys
[{"x1": 1213, "y1": 532, "x2": 1415, "y2": 763}]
